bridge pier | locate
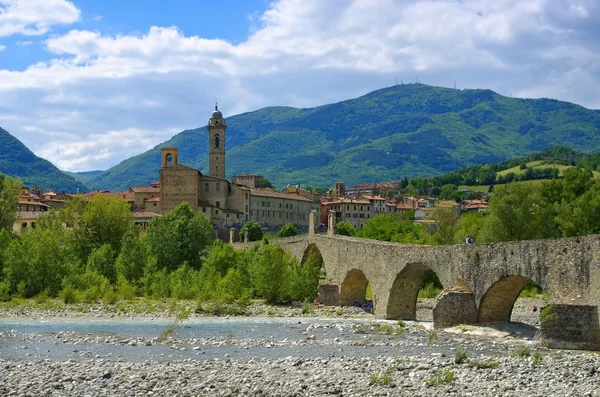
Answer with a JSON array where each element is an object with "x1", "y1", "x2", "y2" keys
[
  {"x1": 536, "y1": 304, "x2": 600, "y2": 351},
  {"x1": 432, "y1": 290, "x2": 478, "y2": 329}
]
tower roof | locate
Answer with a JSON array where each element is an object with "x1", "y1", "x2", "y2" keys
[{"x1": 211, "y1": 104, "x2": 223, "y2": 119}]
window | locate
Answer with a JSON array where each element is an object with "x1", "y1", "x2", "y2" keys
[
  {"x1": 262, "y1": 210, "x2": 265, "y2": 216},
  {"x1": 215, "y1": 210, "x2": 219, "y2": 215},
  {"x1": 227, "y1": 213, "x2": 230, "y2": 218},
  {"x1": 290, "y1": 204, "x2": 293, "y2": 209},
  {"x1": 166, "y1": 153, "x2": 173, "y2": 166},
  {"x1": 267, "y1": 202, "x2": 271, "y2": 207},
  {"x1": 228, "y1": 185, "x2": 231, "y2": 194},
  {"x1": 245, "y1": 193, "x2": 248, "y2": 199},
  {"x1": 202, "y1": 207, "x2": 206, "y2": 212},
  {"x1": 359, "y1": 214, "x2": 364, "y2": 218},
  {"x1": 354, "y1": 206, "x2": 357, "y2": 210},
  {"x1": 353, "y1": 213, "x2": 357, "y2": 218},
  {"x1": 360, "y1": 206, "x2": 363, "y2": 211},
  {"x1": 262, "y1": 201, "x2": 265, "y2": 207},
  {"x1": 279, "y1": 203, "x2": 282, "y2": 208},
  {"x1": 216, "y1": 183, "x2": 220, "y2": 192},
  {"x1": 205, "y1": 183, "x2": 209, "y2": 192},
  {"x1": 245, "y1": 205, "x2": 248, "y2": 212},
  {"x1": 216, "y1": 201, "x2": 220, "y2": 208}
]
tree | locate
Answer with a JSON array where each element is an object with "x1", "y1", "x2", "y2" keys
[
  {"x1": 356, "y1": 214, "x2": 423, "y2": 243},
  {"x1": 438, "y1": 184, "x2": 459, "y2": 201},
  {"x1": 116, "y1": 231, "x2": 148, "y2": 284},
  {"x1": 83, "y1": 195, "x2": 133, "y2": 253},
  {"x1": 335, "y1": 221, "x2": 355, "y2": 236},
  {"x1": 2, "y1": 228, "x2": 77, "y2": 297},
  {"x1": 146, "y1": 202, "x2": 213, "y2": 271},
  {"x1": 256, "y1": 177, "x2": 274, "y2": 189},
  {"x1": 427, "y1": 206, "x2": 459, "y2": 245},
  {"x1": 278, "y1": 222, "x2": 298, "y2": 237},
  {"x1": 87, "y1": 244, "x2": 117, "y2": 283},
  {"x1": 250, "y1": 243, "x2": 293, "y2": 303},
  {"x1": 288, "y1": 253, "x2": 320, "y2": 302},
  {"x1": 240, "y1": 221, "x2": 263, "y2": 242},
  {"x1": 0, "y1": 174, "x2": 21, "y2": 231}
]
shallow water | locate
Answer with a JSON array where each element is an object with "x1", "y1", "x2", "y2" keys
[{"x1": 0, "y1": 317, "x2": 522, "y2": 362}]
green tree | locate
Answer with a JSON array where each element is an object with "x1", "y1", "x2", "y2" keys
[
  {"x1": 87, "y1": 244, "x2": 117, "y2": 283},
  {"x1": 116, "y1": 231, "x2": 149, "y2": 284},
  {"x1": 288, "y1": 252, "x2": 320, "y2": 302},
  {"x1": 250, "y1": 243, "x2": 293, "y2": 303},
  {"x1": 146, "y1": 202, "x2": 213, "y2": 271},
  {"x1": 83, "y1": 195, "x2": 133, "y2": 253},
  {"x1": 356, "y1": 214, "x2": 423, "y2": 243},
  {"x1": 241, "y1": 221, "x2": 263, "y2": 242},
  {"x1": 438, "y1": 184, "x2": 460, "y2": 201},
  {"x1": 335, "y1": 221, "x2": 355, "y2": 236},
  {"x1": 256, "y1": 177, "x2": 274, "y2": 189},
  {"x1": 0, "y1": 174, "x2": 21, "y2": 231},
  {"x1": 278, "y1": 222, "x2": 298, "y2": 237},
  {"x1": 427, "y1": 206, "x2": 459, "y2": 245},
  {"x1": 2, "y1": 228, "x2": 77, "y2": 297}
]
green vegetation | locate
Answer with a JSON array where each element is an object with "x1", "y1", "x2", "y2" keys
[
  {"x1": 540, "y1": 305, "x2": 558, "y2": 328},
  {"x1": 278, "y1": 222, "x2": 298, "y2": 237},
  {"x1": 470, "y1": 358, "x2": 500, "y2": 369},
  {"x1": 0, "y1": 173, "x2": 21, "y2": 231},
  {"x1": 532, "y1": 351, "x2": 543, "y2": 366},
  {"x1": 369, "y1": 368, "x2": 394, "y2": 386},
  {"x1": 426, "y1": 370, "x2": 455, "y2": 387},
  {"x1": 82, "y1": 84, "x2": 600, "y2": 192},
  {"x1": 510, "y1": 345, "x2": 532, "y2": 358},
  {"x1": 334, "y1": 221, "x2": 355, "y2": 236},
  {"x1": 0, "y1": 128, "x2": 88, "y2": 193},
  {"x1": 454, "y1": 348, "x2": 470, "y2": 364},
  {"x1": 0, "y1": 199, "x2": 321, "y2": 306},
  {"x1": 240, "y1": 221, "x2": 263, "y2": 242}
]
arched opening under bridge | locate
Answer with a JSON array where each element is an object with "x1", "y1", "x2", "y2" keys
[
  {"x1": 340, "y1": 269, "x2": 373, "y2": 313},
  {"x1": 301, "y1": 243, "x2": 326, "y2": 281},
  {"x1": 478, "y1": 275, "x2": 548, "y2": 326},
  {"x1": 386, "y1": 263, "x2": 444, "y2": 320}
]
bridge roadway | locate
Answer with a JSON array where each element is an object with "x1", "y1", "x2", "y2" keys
[{"x1": 233, "y1": 213, "x2": 600, "y2": 350}]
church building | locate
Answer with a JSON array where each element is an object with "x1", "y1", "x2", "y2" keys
[{"x1": 159, "y1": 106, "x2": 250, "y2": 228}]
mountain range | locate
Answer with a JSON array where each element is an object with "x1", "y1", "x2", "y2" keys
[
  {"x1": 0, "y1": 127, "x2": 88, "y2": 193},
  {"x1": 2, "y1": 84, "x2": 600, "y2": 192}
]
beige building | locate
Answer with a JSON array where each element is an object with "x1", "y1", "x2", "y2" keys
[
  {"x1": 323, "y1": 197, "x2": 373, "y2": 230},
  {"x1": 249, "y1": 188, "x2": 319, "y2": 229}
]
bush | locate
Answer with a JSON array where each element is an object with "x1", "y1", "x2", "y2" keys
[
  {"x1": 470, "y1": 358, "x2": 500, "y2": 369},
  {"x1": 278, "y1": 222, "x2": 298, "y2": 237},
  {"x1": 250, "y1": 243, "x2": 293, "y2": 303},
  {"x1": 59, "y1": 283, "x2": 79, "y2": 304},
  {"x1": 87, "y1": 244, "x2": 117, "y2": 284},
  {"x1": 454, "y1": 348, "x2": 469, "y2": 364},
  {"x1": 241, "y1": 221, "x2": 263, "y2": 242},
  {"x1": 335, "y1": 221, "x2": 355, "y2": 236},
  {"x1": 426, "y1": 370, "x2": 455, "y2": 387},
  {"x1": 511, "y1": 345, "x2": 531, "y2": 357},
  {"x1": 116, "y1": 275, "x2": 136, "y2": 300},
  {"x1": 0, "y1": 281, "x2": 10, "y2": 302}
]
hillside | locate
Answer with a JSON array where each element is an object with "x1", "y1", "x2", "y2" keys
[
  {"x1": 86, "y1": 84, "x2": 600, "y2": 191},
  {"x1": 0, "y1": 128, "x2": 89, "y2": 193},
  {"x1": 64, "y1": 170, "x2": 105, "y2": 186}
]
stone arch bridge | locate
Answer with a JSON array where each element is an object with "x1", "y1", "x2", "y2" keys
[{"x1": 234, "y1": 217, "x2": 600, "y2": 350}]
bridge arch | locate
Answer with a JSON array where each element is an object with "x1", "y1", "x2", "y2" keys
[
  {"x1": 386, "y1": 263, "x2": 443, "y2": 320},
  {"x1": 301, "y1": 243, "x2": 324, "y2": 267},
  {"x1": 477, "y1": 275, "x2": 546, "y2": 323},
  {"x1": 340, "y1": 269, "x2": 371, "y2": 306}
]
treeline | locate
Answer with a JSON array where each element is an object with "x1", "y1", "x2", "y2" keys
[
  {"x1": 0, "y1": 195, "x2": 319, "y2": 305},
  {"x1": 335, "y1": 167, "x2": 600, "y2": 245},
  {"x1": 368, "y1": 146, "x2": 599, "y2": 200}
]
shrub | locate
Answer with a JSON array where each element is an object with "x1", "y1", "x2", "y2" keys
[
  {"x1": 532, "y1": 351, "x2": 543, "y2": 366},
  {"x1": 278, "y1": 222, "x2": 298, "y2": 238},
  {"x1": 510, "y1": 345, "x2": 531, "y2": 358},
  {"x1": 59, "y1": 283, "x2": 79, "y2": 304},
  {"x1": 470, "y1": 358, "x2": 499, "y2": 369},
  {"x1": 335, "y1": 221, "x2": 355, "y2": 236},
  {"x1": 369, "y1": 368, "x2": 394, "y2": 386},
  {"x1": 241, "y1": 221, "x2": 263, "y2": 242},
  {"x1": 0, "y1": 281, "x2": 10, "y2": 302},
  {"x1": 116, "y1": 275, "x2": 137, "y2": 301},
  {"x1": 87, "y1": 244, "x2": 117, "y2": 284},
  {"x1": 454, "y1": 348, "x2": 469, "y2": 364},
  {"x1": 428, "y1": 330, "x2": 438, "y2": 343},
  {"x1": 426, "y1": 370, "x2": 455, "y2": 387},
  {"x1": 250, "y1": 243, "x2": 293, "y2": 303},
  {"x1": 418, "y1": 282, "x2": 442, "y2": 299}
]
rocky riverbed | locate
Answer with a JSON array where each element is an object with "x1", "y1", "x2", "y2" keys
[{"x1": 2, "y1": 297, "x2": 598, "y2": 396}]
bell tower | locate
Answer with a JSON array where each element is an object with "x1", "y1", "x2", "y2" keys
[{"x1": 208, "y1": 104, "x2": 226, "y2": 179}]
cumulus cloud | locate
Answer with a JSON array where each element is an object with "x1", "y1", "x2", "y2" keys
[
  {"x1": 0, "y1": 0, "x2": 80, "y2": 37},
  {"x1": 0, "y1": 44, "x2": 5, "y2": 51},
  {"x1": 0, "y1": 0, "x2": 599, "y2": 172}
]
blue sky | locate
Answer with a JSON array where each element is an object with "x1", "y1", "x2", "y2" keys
[{"x1": 0, "y1": 0, "x2": 599, "y2": 172}]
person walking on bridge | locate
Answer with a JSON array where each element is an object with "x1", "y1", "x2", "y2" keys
[{"x1": 465, "y1": 235, "x2": 473, "y2": 245}]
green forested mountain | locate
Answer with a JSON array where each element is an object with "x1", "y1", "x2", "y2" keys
[
  {"x1": 84, "y1": 84, "x2": 600, "y2": 191},
  {"x1": 0, "y1": 128, "x2": 89, "y2": 193},
  {"x1": 64, "y1": 170, "x2": 104, "y2": 186}
]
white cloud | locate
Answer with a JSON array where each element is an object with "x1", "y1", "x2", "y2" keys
[
  {"x1": 93, "y1": 15, "x2": 102, "y2": 21},
  {"x1": 0, "y1": 0, "x2": 80, "y2": 37},
  {"x1": 16, "y1": 40, "x2": 31, "y2": 46},
  {"x1": 0, "y1": 0, "x2": 599, "y2": 172},
  {"x1": 0, "y1": 44, "x2": 5, "y2": 51}
]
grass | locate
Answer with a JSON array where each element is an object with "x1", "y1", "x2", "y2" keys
[
  {"x1": 519, "y1": 281, "x2": 548, "y2": 298},
  {"x1": 510, "y1": 345, "x2": 532, "y2": 358},
  {"x1": 454, "y1": 348, "x2": 469, "y2": 364},
  {"x1": 157, "y1": 309, "x2": 190, "y2": 342},
  {"x1": 532, "y1": 351, "x2": 543, "y2": 366},
  {"x1": 428, "y1": 329, "x2": 438, "y2": 344},
  {"x1": 418, "y1": 282, "x2": 442, "y2": 299},
  {"x1": 470, "y1": 358, "x2": 500, "y2": 369},
  {"x1": 426, "y1": 370, "x2": 455, "y2": 387},
  {"x1": 369, "y1": 368, "x2": 394, "y2": 386}
]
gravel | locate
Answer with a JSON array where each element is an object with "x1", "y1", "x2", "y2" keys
[{"x1": 2, "y1": 297, "x2": 596, "y2": 396}]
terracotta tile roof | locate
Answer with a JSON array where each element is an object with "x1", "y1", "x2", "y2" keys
[
  {"x1": 130, "y1": 187, "x2": 159, "y2": 193},
  {"x1": 325, "y1": 197, "x2": 371, "y2": 205},
  {"x1": 18, "y1": 200, "x2": 50, "y2": 207},
  {"x1": 250, "y1": 188, "x2": 313, "y2": 202},
  {"x1": 84, "y1": 191, "x2": 134, "y2": 201}
]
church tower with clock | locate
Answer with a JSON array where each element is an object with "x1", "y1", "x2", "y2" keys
[{"x1": 208, "y1": 104, "x2": 226, "y2": 179}]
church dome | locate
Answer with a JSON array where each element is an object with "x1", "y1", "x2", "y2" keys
[{"x1": 211, "y1": 104, "x2": 222, "y2": 119}]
